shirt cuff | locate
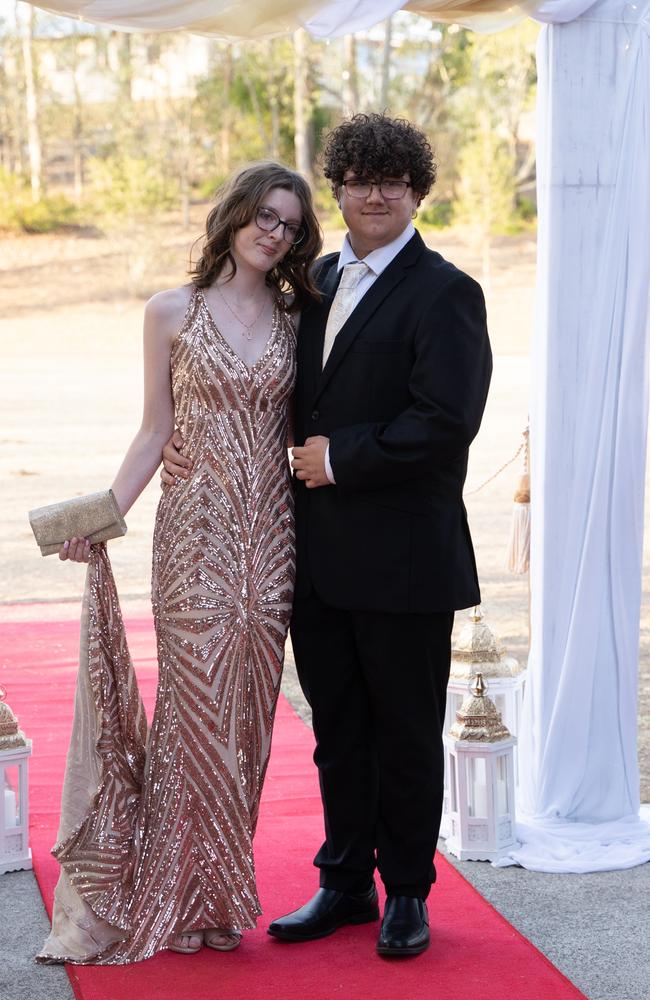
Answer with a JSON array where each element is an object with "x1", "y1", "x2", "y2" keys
[{"x1": 324, "y1": 444, "x2": 336, "y2": 484}]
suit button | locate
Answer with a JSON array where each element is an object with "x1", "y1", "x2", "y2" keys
[{"x1": 311, "y1": 410, "x2": 319, "y2": 421}]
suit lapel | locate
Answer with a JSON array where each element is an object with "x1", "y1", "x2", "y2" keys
[{"x1": 315, "y1": 232, "x2": 425, "y2": 401}]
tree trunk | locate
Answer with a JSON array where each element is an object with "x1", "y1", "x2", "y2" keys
[
  {"x1": 0, "y1": 107, "x2": 10, "y2": 172},
  {"x1": 0, "y1": 41, "x2": 21, "y2": 174},
  {"x1": 241, "y1": 60, "x2": 270, "y2": 152},
  {"x1": 220, "y1": 45, "x2": 233, "y2": 175},
  {"x1": 73, "y1": 129, "x2": 83, "y2": 202},
  {"x1": 480, "y1": 111, "x2": 492, "y2": 299},
  {"x1": 268, "y1": 41, "x2": 281, "y2": 160},
  {"x1": 342, "y1": 35, "x2": 358, "y2": 117},
  {"x1": 118, "y1": 32, "x2": 134, "y2": 104},
  {"x1": 293, "y1": 29, "x2": 312, "y2": 182},
  {"x1": 0, "y1": 65, "x2": 16, "y2": 173},
  {"x1": 179, "y1": 112, "x2": 191, "y2": 229},
  {"x1": 380, "y1": 17, "x2": 393, "y2": 110},
  {"x1": 21, "y1": 7, "x2": 42, "y2": 202},
  {"x1": 71, "y1": 40, "x2": 84, "y2": 202}
]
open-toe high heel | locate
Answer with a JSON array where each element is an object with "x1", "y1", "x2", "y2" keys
[
  {"x1": 169, "y1": 930, "x2": 204, "y2": 954},
  {"x1": 204, "y1": 928, "x2": 242, "y2": 952}
]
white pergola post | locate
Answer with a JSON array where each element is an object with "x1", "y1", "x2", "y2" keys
[{"x1": 506, "y1": 0, "x2": 650, "y2": 871}]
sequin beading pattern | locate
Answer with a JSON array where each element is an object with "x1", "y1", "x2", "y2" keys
[{"x1": 38, "y1": 286, "x2": 296, "y2": 964}]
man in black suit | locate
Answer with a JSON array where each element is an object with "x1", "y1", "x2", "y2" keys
[
  {"x1": 163, "y1": 114, "x2": 491, "y2": 957},
  {"x1": 268, "y1": 114, "x2": 491, "y2": 957}
]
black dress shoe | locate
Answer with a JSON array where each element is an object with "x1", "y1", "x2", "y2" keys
[
  {"x1": 267, "y1": 885, "x2": 379, "y2": 942},
  {"x1": 376, "y1": 896, "x2": 430, "y2": 957}
]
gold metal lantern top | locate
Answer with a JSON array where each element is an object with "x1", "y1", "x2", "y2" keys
[
  {"x1": 449, "y1": 673, "x2": 512, "y2": 743},
  {"x1": 450, "y1": 606, "x2": 523, "y2": 679},
  {"x1": 0, "y1": 686, "x2": 29, "y2": 751}
]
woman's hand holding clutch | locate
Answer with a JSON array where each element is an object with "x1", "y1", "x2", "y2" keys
[
  {"x1": 28, "y1": 489, "x2": 127, "y2": 559},
  {"x1": 59, "y1": 537, "x2": 92, "y2": 562}
]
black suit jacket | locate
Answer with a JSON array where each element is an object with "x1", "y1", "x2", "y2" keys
[{"x1": 293, "y1": 231, "x2": 492, "y2": 614}]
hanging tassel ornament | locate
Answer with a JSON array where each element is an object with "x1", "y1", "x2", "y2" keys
[{"x1": 506, "y1": 425, "x2": 530, "y2": 574}]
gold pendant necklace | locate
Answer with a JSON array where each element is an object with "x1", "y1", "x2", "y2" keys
[{"x1": 216, "y1": 284, "x2": 268, "y2": 341}]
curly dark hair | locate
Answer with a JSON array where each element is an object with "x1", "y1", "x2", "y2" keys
[
  {"x1": 189, "y1": 161, "x2": 322, "y2": 311},
  {"x1": 321, "y1": 113, "x2": 436, "y2": 199}
]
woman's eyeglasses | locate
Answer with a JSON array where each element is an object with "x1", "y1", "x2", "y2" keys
[
  {"x1": 255, "y1": 206, "x2": 305, "y2": 245},
  {"x1": 341, "y1": 179, "x2": 411, "y2": 200}
]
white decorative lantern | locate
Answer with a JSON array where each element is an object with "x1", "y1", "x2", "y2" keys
[
  {"x1": 0, "y1": 686, "x2": 33, "y2": 874},
  {"x1": 441, "y1": 606, "x2": 525, "y2": 836},
  {"x1": 446, "y1": 606, "x2": 525, "y2": 747},
  {"x1": 443, "y1": 674, "x2": 517, "y2": 862}
]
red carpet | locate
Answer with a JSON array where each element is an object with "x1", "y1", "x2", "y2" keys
[{"x1": 1, "y1": 612, "x2": 587, "y2": 1000}]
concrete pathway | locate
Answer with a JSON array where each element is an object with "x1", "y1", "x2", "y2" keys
[{"x1": 1, "y1": 870, "x2": 71, "y2": 1000}]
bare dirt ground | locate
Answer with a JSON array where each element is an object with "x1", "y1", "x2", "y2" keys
[{"x1": 0, "y1": 208, "x2": 648, "y2": 800}]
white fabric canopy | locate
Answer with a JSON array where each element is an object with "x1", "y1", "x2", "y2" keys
[
  {"x1": 533, "y1": 0, "x2": 596, "y2": 21},
  {"x1": 498, "y1": 0, "x2": 650, "y2": 871},
  {"x1": 28, "y1": 1, "x2": 564, "y2": 37},
  {"x1": 305, "y1": 1, "x2": 540, "y2": 35}
]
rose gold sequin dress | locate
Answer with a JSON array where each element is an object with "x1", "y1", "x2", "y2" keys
[{"x1": 38, "y1": 287, "x2": 296, "y2": 964}]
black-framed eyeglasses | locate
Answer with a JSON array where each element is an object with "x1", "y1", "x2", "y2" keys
[
  {"x1": 341, "y1": 178, "x2": 412, "y2": 200},
  {"x1": 255, "y1": 206, "x2": 305, "y2": 245}
]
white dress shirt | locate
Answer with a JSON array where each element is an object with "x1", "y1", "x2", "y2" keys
[{"x1": 324, "y1": 223, "x2": 416, "y2": 484}]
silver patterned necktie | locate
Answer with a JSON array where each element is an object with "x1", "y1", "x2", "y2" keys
[{"x1": 322, "y1": 261, "x2": 369, "y2": 368}]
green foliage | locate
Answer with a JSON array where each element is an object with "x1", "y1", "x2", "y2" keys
[
  {"x1": 313, "y1": 181, "x2": 342, "y2": 228},
  {"x1": 16, "y1": 194, "x2": 78, "y2": 233},
  {"x1": 87, "y1": 152, "x2": 179, "y2": 222},
  {"x1": 195, "y1": 38, "x2": 298, "y2": 168},
  {"x1": 391, "y1": 25, "x2": 473, "y2": 130},
  {"x1": 0, "y1": 168, "x2": 23, "y2": 231},
  {"x1": 0, "y1": 17, "x2": 539, "y2": 240},
  {"x1": 312, "y1": 103, "x2": 336, "y2": 160},
  {"x1": 455, "y1": 130, "x2": 516, "y2": 234},
  {"x1": 447, "y1": 21, "x2": 538, "y2": 235},
  {"x1": 0, "y1": 168, "x2": 78, "y2": 233},
  {"x1": 418, "y1": 200, "x2": 454, "y2": 229},
  {"x1": 516, "y1": 195, "x2": 537, "y2": 223},
  {"x1": 195, "y1": 174, "x2": 229, "y2": 201}
]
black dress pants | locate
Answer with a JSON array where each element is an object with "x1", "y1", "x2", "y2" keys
[{"x1": 290, "y1": 591, "x2": 453, "y2": 900}]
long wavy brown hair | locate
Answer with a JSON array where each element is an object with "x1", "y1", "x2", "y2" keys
[{"x1": 189, "y1": 162, "x2": 322, "y2": 311}]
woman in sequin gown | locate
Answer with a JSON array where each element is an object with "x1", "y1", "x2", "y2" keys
[{"x1": 38, "y1": 163, "x2": 322, "y2": 965}]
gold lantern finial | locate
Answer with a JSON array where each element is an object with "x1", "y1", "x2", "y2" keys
[
  {"x1": 0, "y1": 687, "x2": 29, "y2": 751},
  {"x1": 449, "y1": 672, "x2": 512, "y2": 743},
  {"x1": 450, "y1": 605, "x2": 523, "y2": 679},
  {"x1": 471, "y1": 673, "x2": 486, "y2": 697}
]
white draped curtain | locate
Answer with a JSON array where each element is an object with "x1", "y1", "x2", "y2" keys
[
  {"x1": 30, "y1": 1, "x2": 547, "y2": 36},
  {"x1": 499, "y1": 0, "x2": 650, "y2": 871},
  {"x1": 22, "y1": 0, "x2": 650, "y2": 872}
]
